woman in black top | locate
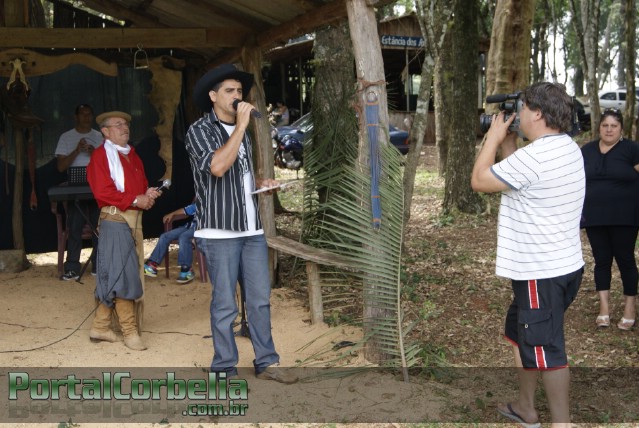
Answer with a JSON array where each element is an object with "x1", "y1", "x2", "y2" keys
[{"x1": 581, "y1": 109, "x2": 639, "y2": 330}]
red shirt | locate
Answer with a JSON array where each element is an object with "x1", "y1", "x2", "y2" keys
[{"x1": 87, "y1": 143, "x2": 149, "y2": 211}]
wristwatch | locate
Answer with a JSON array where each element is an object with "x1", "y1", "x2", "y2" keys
[{"x1": 132, "y1": 197, "x2": 138, "y2": 207}]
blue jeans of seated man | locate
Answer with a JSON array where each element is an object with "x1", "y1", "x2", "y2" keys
[
  {"x1": 196, "y1": 234, "x2": 279, "y2": 375},
  {"x1": 148, "y1": 225, "x2": 195, "y2": 267}
]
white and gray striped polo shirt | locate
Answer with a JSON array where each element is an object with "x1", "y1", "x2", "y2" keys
[{"x1": 491, "y1": 133, "x2": 585, "y2": 280}]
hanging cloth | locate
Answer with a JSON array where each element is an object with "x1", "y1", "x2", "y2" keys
[{"x1": 365, "y1": 91, "x2": 382, "y2": 229}]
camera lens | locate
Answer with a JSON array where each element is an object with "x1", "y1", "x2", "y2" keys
[{"x1": 479, "y1": 113, "x2": 493, "y2": 134}]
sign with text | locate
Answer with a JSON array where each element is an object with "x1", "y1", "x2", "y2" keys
[{"x1": 380, "y1": 35, "x2": 424, "y2": 49}]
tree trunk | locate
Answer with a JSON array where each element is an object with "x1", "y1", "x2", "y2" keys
[
  {"x1": 346, "y1": 0, "x2": 392, "y2": 364},
  {"x1": 573, "y1": 65, "x2": 585, "y2": 96},
  {"x1": 402, "y1": 0, "x2": 453, "y2": 227},
  {"x1": 596, "y1": 5, "x2": 616, "y2": 90},
  {"x1": 531, "y1": 0, "x2": 549, "y2": 83},
  {"x1": 442, "y1": 0, "x2": 485, "y2": 215},
  {"x1": 617, "y1": 0, "x2": 627, "y2": 88},
  {"x1": 570, "y1": 0, "x2": 600, "y2": 134},
  {"x1": 309, "y1": 22, "x2": 356, "y2": 208},
  {"x1": 434, "y1": 31, "x2": 451, "y2": 177},
  {"x1": 622, "y1": 0, "x2": 636, "y2": 137},
  {"x1": 485, "y1": 0, "x2": 536, "y2": 102}
]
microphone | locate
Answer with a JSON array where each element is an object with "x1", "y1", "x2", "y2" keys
[
  {"x1": 156, "y1": 178, "x2": 171, "y2": 192},
  {"x1": 232, "y1": 99, "x2": 262, "y2": 118}
]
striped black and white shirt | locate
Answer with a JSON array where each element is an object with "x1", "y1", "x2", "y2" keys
[
  {"x1": 185, "y1": 110, "x2": 262, "y2": 236},
  {"x1": 491, "y1": 133, "x2": 585, "y2": 280}
]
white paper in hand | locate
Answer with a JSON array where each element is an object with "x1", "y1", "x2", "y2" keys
[{"x1": 250, "y1": 181, "x2": 297, "y2": 195}]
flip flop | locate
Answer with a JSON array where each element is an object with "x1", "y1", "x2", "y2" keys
[
  {"x1": 497, "y1": 403, "x2": 541, "y2": 428},
  {"x1": 596, "y1": 315, "x2": 610, "y2": 328},
  {"x1": 617, "y1": 318, "x2": 635, "y2": 331}
]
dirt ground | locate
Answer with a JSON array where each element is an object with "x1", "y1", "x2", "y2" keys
[
  {"x1": 0, "y1": 241, "x2": 448, "y2": 428},
  {"x1": 1, "y1": 146, "x2": 638, "y2": 428}
]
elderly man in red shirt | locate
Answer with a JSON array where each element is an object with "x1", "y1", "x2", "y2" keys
[{"x1": 87, "y1": 111, "x2": 161, "y2": 351}]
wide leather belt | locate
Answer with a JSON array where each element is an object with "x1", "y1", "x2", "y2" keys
[
  {"x1": 100, "y1": 208, "x2": 127, "y2": 223},
  {"x1": 102, "y1": 205, "x2": 124, "y2": 215}
]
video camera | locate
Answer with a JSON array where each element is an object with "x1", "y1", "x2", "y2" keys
[
  {"x1": 479, "y1": 92, "x2": 522, "y2": 135},
  {"x1": 479, "y1": 91, "x2": 582, "y2": 137}
]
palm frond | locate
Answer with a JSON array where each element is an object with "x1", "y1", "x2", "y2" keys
[{"x1": 301, "y1": 104, "x2": 421, "y2": 371}]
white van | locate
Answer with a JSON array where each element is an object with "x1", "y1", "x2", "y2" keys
[{"x1": 598, "y1": 88, "x2": 639, "y2": 112}]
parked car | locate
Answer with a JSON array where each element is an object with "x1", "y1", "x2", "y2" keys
[
  {"x1": 272, "y1": 112, "x2": 410, "y2": 164},
  {"x1": 598, "y1": 88, "x2": 639, "y2": 112}
]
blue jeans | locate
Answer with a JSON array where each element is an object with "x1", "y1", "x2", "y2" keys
[
  {"x1": 196, "y1": 234, "x2": 279, "y2": 375},
  {"x1": 148, "y1": 226, "x2": 195, "y2": 268}
]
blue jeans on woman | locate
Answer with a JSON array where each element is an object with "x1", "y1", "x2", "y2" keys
[
  {"x1": 148, "y1": 225, "x2": 195, "y2": 267},
  {"x1": 195, "y1": 234, "x2": 279, "y2": 376}
]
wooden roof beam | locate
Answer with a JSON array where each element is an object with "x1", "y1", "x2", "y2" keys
[
  {"x1": 0, "y1": 27, "x2": 248, "y2": 49},
  {"x1": 77, "y1": 0, "x2": 164, "y2": 28},
  {"x1": 212, "y1": 0, "x2": 398, "y2": 65}
]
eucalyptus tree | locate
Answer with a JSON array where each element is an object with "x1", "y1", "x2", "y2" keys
[
  {"x1": 596, "y1": 1, "x2": 622, "y2": 88},
  {"x1": 485, "y1": 0, "x2": 536, "y2": 101},
  {"x1": 622, "y1": 0, "x2": 636, "y2": 138},
  {"x1": 402, "y1": 0, "x2": 453, "y2": 227},
  {"x1": 570, "y1": 0, "x2": 602, "y2": 130},
  {"x1": 436, "y1": 0, "x2": 486, "y2": 215},
  {"x1": 532, "y1": 0, "x2": 552, "y2": 82}
]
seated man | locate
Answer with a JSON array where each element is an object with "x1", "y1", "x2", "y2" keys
[
  {"x1": 55, "y1": 104, "x2": 103, "y2": 280},
  {"x1": 144, "y1": 203, "x2": 197, "y2": 284}
]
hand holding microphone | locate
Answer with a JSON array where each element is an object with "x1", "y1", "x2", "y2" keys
[
  {"x1": 151, "y1": 178, "x2": 171, "y2": 198},
  {"x1": 232, "y1": 99, "x2": 262, "y2": 118},
  {"x1": 140, "y1": 179, "x2": 171, "y2": 207}
]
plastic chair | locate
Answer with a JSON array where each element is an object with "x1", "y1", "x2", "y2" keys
[
  {"x1": 51, "y1": 200, "x2": 94, "y2": 277},
  {"x1": 163, "y1": 213, "x2": 208, "y2": 283}
]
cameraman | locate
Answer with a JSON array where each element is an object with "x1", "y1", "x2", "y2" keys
[{"x1": 471, "y1": 82, "x2": 585, "y2": 428}]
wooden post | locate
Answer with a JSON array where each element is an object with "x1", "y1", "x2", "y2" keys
[
  {"x1": 3, "y1": 0, "x2": 25, "y2": 27},
  {"x1": 305, "y1": 261, "x2": 324, "y2": 324},
  {"x1": 0, "y1": 249, "x2": 28, "y2": 272},
  {"x1": 148, "y1": 57, "x2": 185, "y2": 181},
  {"x1": 241, "y1": 43, "x2": 279, "y2": 287},
  {"x1": 12, "y1": 128, "x2": 25, "y2": 250},
  {"x1": 346, "y1": 0, "x2": 393, "y2": 364},
  {"x1": 1, "y1": 0, "x2": 30, "y2": 272}
]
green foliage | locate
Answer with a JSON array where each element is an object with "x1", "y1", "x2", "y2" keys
[
  {"x1": 433, "y1": 213, "x2": 455, "y2": 227},
  {"x1": 419, "y1": 299, "x2": 443, "y2": 321},
  {"x1": 303, "y1": 81, "x2": 420, "y2": 367},
  {"x1": 413, "y1": 342, "x2": 450, "y2": 380},
  {"x1": 325, "y1": 310, "x2": 356, "y2": 327}
]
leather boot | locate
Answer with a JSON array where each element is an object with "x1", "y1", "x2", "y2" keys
[
  {"x1": 89, "y1": 303, "x2": 118, "y2": 343},
  {"x1": 114, "y1": 298, "x2": 147, "y2": 351}
]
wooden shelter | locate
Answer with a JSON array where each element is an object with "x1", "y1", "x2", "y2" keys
[{"x1": 0, "y1": 0, "x2": 397, "y2": 272}]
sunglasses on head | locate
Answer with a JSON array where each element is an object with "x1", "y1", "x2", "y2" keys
[{"x1": 601, "y1": 108, "x2": 622, "y2": 117}]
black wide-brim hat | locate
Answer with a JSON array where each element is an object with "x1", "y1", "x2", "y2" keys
[{"x1": 193, "y1": 63, "x2": 254, "y2": 112}]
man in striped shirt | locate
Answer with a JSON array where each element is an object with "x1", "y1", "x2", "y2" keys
[
  {"x1": 472, "y1": 82, "x2": 585, "y2": 428},
  {"x1": 185, "y1": 64, "x2": 297, "y2": 384}
]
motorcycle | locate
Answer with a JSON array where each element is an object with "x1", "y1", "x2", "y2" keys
[{"x1": 272, "y1": 130, "x2": 303, "y2": 171}]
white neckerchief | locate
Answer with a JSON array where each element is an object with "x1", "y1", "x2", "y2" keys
[{"x1": 104, "y1": 139, "x2": 131, "y2": 192}]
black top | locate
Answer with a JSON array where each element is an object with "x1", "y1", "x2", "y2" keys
[{"x1": 581, "y1": 138, "x2": 639, "y2": 227}]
